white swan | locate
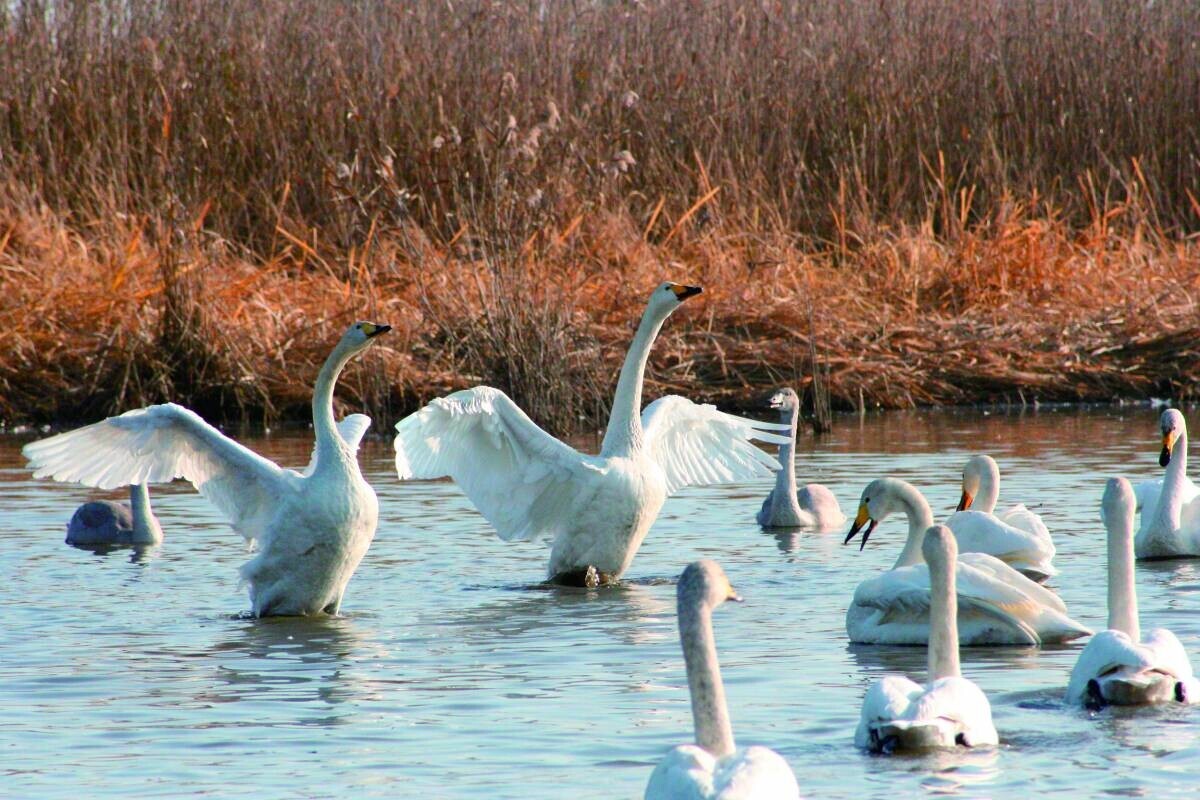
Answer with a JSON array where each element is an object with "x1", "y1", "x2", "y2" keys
[
  {"x1": 645, "y1": 560, "x2": 801, "y2": 800},
  {"x1": 756, "y1": 387, "x2": 845, "y2": 530},
  {"x1": 394, "y1": 283, "x2": 788, "y2": 585},
  {"x1": 843, "y1": 478, "x2": 1090, "y2": 645},
  {"x1": 1067, "y1": 477, "x2": 1200, "y2": 706},
  {"x1": 23, "y1": 322, "x2": 390, "y2": 616},
  {"x1": 1135, "y1": 409, "x2": 1200, "y2": 559},
  {"x1": 945, "y1": 455, "x2": 1057, "y2": 581},
  {"x1": 855, "y1": 525, "x2": 999, "y2": 752},
  {"x1": 65, "y1": 484, "x2": 163, "y2": 546}
]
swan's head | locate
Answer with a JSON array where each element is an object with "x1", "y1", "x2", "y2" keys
[
  {"x1": 648, "y1": 281, "x2": 703, "y2": 318},
  {"x1": 1100, "y1": 476, "x2": 1136, "y2": 532},
  {"x1": 921, "y1": 524, "x2": 958, "y2": 569},
  {"x1": 677, "y1": 559, "x2": 742, "y2": 612},
  {"x1": 341, "y1": 321, "x2": 392, "y2": 351},
  {"x1": 957, "y1": 454, "x2": 998, "y2": 511},
  {"x1": 844, "y1": 477, "x2": 904, "y2": 550},
  {"x1": 768, "y1": 387, "x2": 800, "y2": 411},
  {"x1": 1160, "y1": 409, "x2": 1186, "y2": 467}
]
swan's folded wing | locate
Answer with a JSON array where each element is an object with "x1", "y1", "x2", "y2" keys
[
  {"x1": 1143, "y1": 628, "x2": 1197, "y2": 681},
  {"x1": 641, "y1": 396, "x2": 788, "y2": 495},
  {"x1": 957, "y1": 552, "x2": 1067, "y2": 613},
  {"x1": 302, "y1": 414, "x2": 372, "y2": 476},
  {"x1": 1066, "y1": 630, "x2": 1155, "y2": 702},
  {"x1": 947, "y1": 509, "x2": 1056, "y2": 575},
  {"x1": 644, "y1": 745, "x2": 715, "y2": 800},
  {"x1": 23, "y1": 403, "x2": 289, "y2": 541},
  {"x1": 1133, "y1": 478, "x2": 1163, "y2": 513},
  {"x1": 394, "y1": 387, "x2": 591, "y2": 542}
]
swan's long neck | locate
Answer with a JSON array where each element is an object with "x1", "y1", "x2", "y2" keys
[
  {"x1": 679, "y1": 601, "x2": 736, "y2": 759},
  {"x1": 312, "y1": 341, "x2": 356, "y2": 470},
  {"x1": 1107, "y1": 505, "x2": 1140, "y2": 641},
  {"x1": 927, "y1": 545, "x2": 961, "y2": 681},
  {"x1": 771, "y1": 404, "x2": 800, "y2": 511},
  {"x1": 600, "y1": 307, "x2": 668, "y2": 457},
  {"x1": 976, "y1": 460, "x2": 1000, "y2": 514},
  {"x1": 1152, "y1": 428, "x2": 1189, "y2": 532},
  {"x1": 892, "y1": 484, "x2": 936, "y2": 569},
  {"x1": 129, "y1": 484, "x2": 156, "y2": 541}
]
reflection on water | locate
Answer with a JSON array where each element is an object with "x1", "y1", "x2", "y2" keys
[{"x1": 2, "y1": 405, "x2": 1200, "y2": 798}]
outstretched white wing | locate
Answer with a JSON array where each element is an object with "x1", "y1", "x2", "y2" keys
[
  {"x1": 641, "y1": 396, "x2": 788, "y2": 495},
  {"x1": 302, "y1": 414, "x2": 372, "y2": 476},
  {"x1": 394, "y1": 387, "x2": 594, "y2": 542},
  {"x1": 23, "y1": 403, "x2": 292, "y2": 542}
]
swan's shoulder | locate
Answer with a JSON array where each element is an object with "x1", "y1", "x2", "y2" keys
[
  {"x1": 917, "y1": 676, "x2": 998, "y2": 745},
  {"x1": 711, "y1": 746, "x2": 801, "y2": 800},
  {"x1": 645, "y1": 745, "x2": 715, "y2": 800},
  {"x1": 854, "y1": 675, "x2": 923, "y2": 747}
]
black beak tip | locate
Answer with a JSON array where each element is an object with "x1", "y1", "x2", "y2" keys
[
  {"x1": 369, "y1": 324, "x2": 392, "y2": 338},
  {"x1": 1160, "y1": 447, "x2": 1171, "y2": 468},
  {"x1": 680, "y1": 285, "x2": 703, "y2": 300}
]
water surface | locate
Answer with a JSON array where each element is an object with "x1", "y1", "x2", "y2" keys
[{"x1": 2, "y1": 406, "x2": 1199, "y2": 798}]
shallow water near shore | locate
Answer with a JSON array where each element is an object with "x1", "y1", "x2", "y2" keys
[{"x1": 3, "y1": 405, "x2": 1199, "y2": 799}]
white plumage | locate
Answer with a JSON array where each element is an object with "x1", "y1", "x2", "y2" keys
[
  {"x1": 1135, "y1": 409, "x2": 1200, "y2": 559},
  {"x1": 394, "y1": 283, "x2": 787, "y2": 584},
  {"x1": 23, "y1": 322, "x2": 390, "y2": 616},
  {"x1": 1067, "y1": 477, "x2": 1199, "y2": 706},
  {"x1": 844, "y1": 478, "x2": 1090, "y2": 645},
  {"x1": 945, "y1": 455, "x2": 1056, "y2": 581},
  {"x1": 756, "y1": 387, "x2": 845, "y2": 530}
]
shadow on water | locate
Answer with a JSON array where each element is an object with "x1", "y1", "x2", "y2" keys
[{"x1": 69, "y1": 541, "x2": 163, "y2": 565}]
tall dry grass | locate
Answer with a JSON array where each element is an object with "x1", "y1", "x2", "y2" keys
[{"x1": 1, "y1": 0, "x2": 1198, "y2": 429}]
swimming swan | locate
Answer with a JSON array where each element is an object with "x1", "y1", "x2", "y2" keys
[
  {"x1": 843, "y1": 478, "x2": 1090, "y2": 645},
  {"x1": 394, "y1": 283, "x2": 788, "y2": 586},
  {"x1": 756, "y1": 387, "x2": 845, "y2": 530},
  {"x1": 1135, "y1": 409, "x2": 1200, "y2": 559},
  {"x1": 855, "y1": 525, "x2": 998, "y2": 752},
  {"x1": 645, "y1": 560, "x2": 801, "y2": 800},
  {"x1": 66, "y1": 484, "x2": 163, "y2": 546},
  {"x1": 23, "y1": 322, "x2": 390, "y2": 616},
  {"x1": 945, "y1": 455, "x2": 1057, "y2": 581},
  {"x1": 1067, "y1": 477, "x2": 1200, "y2": 707}
]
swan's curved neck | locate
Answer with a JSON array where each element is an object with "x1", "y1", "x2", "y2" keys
[
  {"x1": 129, "y1": 484, "x2": 155, "y2": 539},
  {"x1": 891, "y1": 484, "x2": 936, "y2": 569},
  {"x1": 679, "y1": 601, "x2": 736, "y2": 759},
  {"x1": 1107, "y1": 509, "x2": 1140, "y2": 641},
  {"x1": 601, "y1": 307, "x2": 668, "y2": 457},
  {"x1": 771, "y1": 405, "x2": 800, "y2": 511},
  {"x1": 927, "y1": 550, "x2": 960, "y2": 680},
  {"x1": 975, "y1": 461, "x2": 1000, "y2": 514},
  {"x1": 1153, "y1": 428, "x2": 1189, "y2": 531},
  {"x1": 312, "y1": 341, "x2": 356, "y2": 470}
]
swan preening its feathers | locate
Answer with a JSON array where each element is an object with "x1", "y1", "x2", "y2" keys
[
  {"x1": 1067, "y1": 477, "x2": 1199, "y2": 707},
  {"x1": 855, "y1": 525, "x2": 998, "y2": 753},
  {"x1": 756, "y1": 387, "x2": 845, "y2": 530},
  {"x1": 1135, "y1": 409, "x2": 1200, "y2": 559},
  {"x1": 24, "y1": 321, "x2": 391, "y2": 616},
  {"x1": 394, "y1": 282, "x2": 789, "y2": 585},
  {"x1": 843, "y1": 478, "x2": 1089, "y2": 645},
  {"x1": 946, "y1": 455, "x2": 1057, "y2": 582},
  {"x1": 65, "y1": 484, "x2": 163, "y2": 546},
  {"x1": 645, "y1": 560, "x2": 801, "y2": 800}
]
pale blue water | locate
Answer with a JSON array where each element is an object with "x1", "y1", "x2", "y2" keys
[{"x1": 2, "y1": 406, "x2": 1199, "y2": 798}]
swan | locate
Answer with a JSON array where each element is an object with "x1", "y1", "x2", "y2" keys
[
  {"x1": 1067, "y1": 477, "x2": 1200, "y2": 707},
  {"x1": 756, "y1": 387, "x2": 845, "y2": 530},
  {"x1": 1135, "y1": 409, "x2": 1200, "y2": 559},
  {"x1": 394, "y1": 282, "x2": 788, "y2": 586},
  {"x1": 843, "y1": 478, "x2": 1090, "y2": 645},
  {"x1": 945, "y1": 455, "x2": 1057, "y2": 581},
  {"x1": 645, "y1": 560, "x2": 801, "y2": 800},
  {"x1": 23, "y1": 321, "x2": 390, "y2": 616},
  {"x1": 855, "y1": 525, "x2": 999, "y2": 752},
  {"x1": 65, "y1": 484, "x2": 164, "y2": 546}
]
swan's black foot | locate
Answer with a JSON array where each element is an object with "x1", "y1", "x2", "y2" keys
[
  {"x1": 1085, "y1": 679, "x2": 1107, "y2": 710},
  {"x1": 1175, "y1": 681, "x2": 1188, "y2": 703},
  {"x1": 548, "y1": 566, "x2": 617, "y2": 588}
]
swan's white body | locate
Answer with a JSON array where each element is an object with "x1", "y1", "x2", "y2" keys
[
  {"x1": 1135, "y1": 409, "x2": 1200, "y2": 559},
  {"x1": 856, "y1": 527, "x2": 998, "y2": 752},
  {"x1": 844, "y1": 478, "x2": 1090, "y2": 645},
  {"x1": 23, "y1": 322, "x2": 389, "y2": 616},
  {"x1": 66, "y1": 484, "x2": 163, "y2": 546},
  {"x1": 945, "y1": 455, "x2": 1056, "y2": 581},
  {"x1": 1067, "y1": 477, "x2": 1200, "y2": 706},
  {"x1": 645, "y1": 561, "x2": 800, "y2": 800},
  {"x1": 756, "y1": 388, "x2": 845, "y2": 530},
  {"x1": 394, "y1": 283, "x2": 788, "y2": 583}
]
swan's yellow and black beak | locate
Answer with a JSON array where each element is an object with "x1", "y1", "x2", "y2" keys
[
  {"x1": 361, "y1": 322, "x2": 391, "y2": 339},
  {"x1": 957, "y1": 489, "x2": 974, "y2": 512},
  {"x1": 1161, "y1": 430, "x2": 1179, "y2": 468},
  {"x1": 844, "y1": 504, "x2": 878, "y2": 550},
  {"x1": 670, "y1": 283, "x2": 703, "y2": 301}
]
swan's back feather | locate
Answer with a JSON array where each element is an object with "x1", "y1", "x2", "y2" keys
[
  {"x1": 946, "y1": 509, "x2": 1057, "y2": 578},
  {"x1": 856, "y1": 676, "x2": 997, "y2": 749},
  {"x1": 393, "y1": 387, "x2": 592, "y2": 542},
  {"x1": 645, "y1": 744, "x2": 800, "y2": 800},
  {"x1": 641, "y1": 396, "x2": 788, "y2": 495},
  {"x1": 23, "y1": 403, "x2": 290, "y2": 542}
]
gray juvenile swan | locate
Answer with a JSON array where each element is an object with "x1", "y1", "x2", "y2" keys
[
  {"x1": 756, "y1": 387, "x2": 845, "y2": 529},
  {"x1": 23, "y1": 321, "x2": 390, "y2": 617},
  {"x1": 66, "y1": 484, "x2": 163, "y2": 546}
]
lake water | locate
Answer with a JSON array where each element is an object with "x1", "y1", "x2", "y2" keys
[{"x1": 2, "y1": 405, "x2": 1199, "y2": 799}]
